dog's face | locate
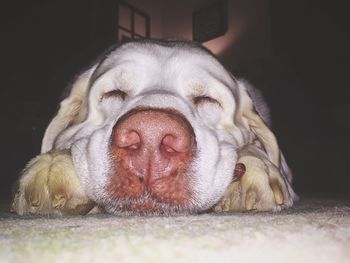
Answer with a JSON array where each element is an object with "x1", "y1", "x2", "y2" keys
[{"x1": 41, "y1": 40, "x2": 283, "y2": 215}]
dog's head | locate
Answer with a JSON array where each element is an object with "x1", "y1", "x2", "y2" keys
[{"x1": 41, "y1": 39, "x2": 283, "y2": 215}]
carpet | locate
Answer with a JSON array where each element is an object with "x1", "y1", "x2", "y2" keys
[{"x1": 0, "y1": 198, "x2": 349, "y2": 263}]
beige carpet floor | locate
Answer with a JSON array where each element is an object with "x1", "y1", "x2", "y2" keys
[{"x1": 0, "y1": 198, "x2": 349, "y2": 263}]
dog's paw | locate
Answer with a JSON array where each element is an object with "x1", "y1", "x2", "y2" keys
[
  {"x1": 11, "y1": 150, "x2": 94, "y2": 215},
  {"x1": 214, "y1": 151, "x2": 295, "y2": 212}
]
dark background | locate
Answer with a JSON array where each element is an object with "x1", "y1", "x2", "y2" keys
[{"x1": 1, "y1": 0, "x2": 349, "y2": 202}]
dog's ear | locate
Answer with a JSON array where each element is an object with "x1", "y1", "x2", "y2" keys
[
  {"x1": 235, "y1": 79, "x2": 280, "y2": 167},
  {"x1": 41, "y1": 68, "x2": 94, "y2": 153}
]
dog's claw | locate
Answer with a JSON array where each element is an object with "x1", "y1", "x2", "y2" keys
[
  {"x1": 10, "y1": 193, "x2": 19, "y2": 212},
  {"x1": 29, "y1": 192, "x2": 40, "y2": 207},
  {"x1": 245, "y1": 189, "x2": 257, "y2": 210},
  {"x1": 52, "y1": 194, "x2": 67, "y2": 209},
  {"x1": 271, "y1": 181, "x2": 284, "y2": 205}
]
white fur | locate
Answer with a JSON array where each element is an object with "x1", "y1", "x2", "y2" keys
[{"x1": 36, "y1": 40, "x2": 296, "y2": 214}]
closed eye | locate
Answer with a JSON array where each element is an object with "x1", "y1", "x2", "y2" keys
[
  {"x1": 101, "y1": 89, "x2": 127, "y2": 101},
  {"x1": 192, "y1": 95, "x2": 221, "y2": 107}
]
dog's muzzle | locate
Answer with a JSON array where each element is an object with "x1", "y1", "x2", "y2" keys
[{"x1": 107, "y1": 107, "x2": 196, "y2": 212}]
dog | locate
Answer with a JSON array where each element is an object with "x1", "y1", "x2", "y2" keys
[{"x1": 12, "y1": 39, "x2": 297, "y2": 216}]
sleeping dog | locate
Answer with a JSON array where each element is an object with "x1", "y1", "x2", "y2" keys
[{"x1": 12, "y1": 39, "x2": 297, "y2": 215}]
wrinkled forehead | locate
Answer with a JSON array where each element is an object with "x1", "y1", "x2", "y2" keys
[
  {"x1": 93, "y1": 41, "x2": 235, "y2": 91},
  {"x1": 105, "y1": 41, "x2": 221, "y2": 70}
]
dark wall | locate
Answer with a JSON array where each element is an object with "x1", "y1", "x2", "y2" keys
[
  {"x1": 0, "y1": 0, "x2": 116, "y2": 199},
  {"x1": 273, "y1": 0, "x2": 349, "y2": 197},
  {"x1": 238, "y1": 0, "x2": 350, "y2": 197}
]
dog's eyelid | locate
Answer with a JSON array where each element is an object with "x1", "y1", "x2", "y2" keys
[
  {"x1": 101, "y1": 89, "x2": 128, "y2": 101},
  {"x1": 192, "y1": 95, "x2": 222, "y2": 107}
]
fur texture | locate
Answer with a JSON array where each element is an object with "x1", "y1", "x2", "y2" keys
[{"x1": 13, "y1": 39, "x2": 297, "y2": 215}]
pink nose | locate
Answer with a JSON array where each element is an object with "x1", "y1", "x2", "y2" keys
[{"x1": 108, "y1": 108, "x2": 196, "y2": 205}]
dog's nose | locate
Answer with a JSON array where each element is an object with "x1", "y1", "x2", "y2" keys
[
  {"x1": 109, "y1": 108, "x2": 195, "y2": 203},
  {"x1": 113, "y1": 113, "x2": 193, "y2": 154}
]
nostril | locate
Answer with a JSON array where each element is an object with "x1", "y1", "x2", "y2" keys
[
  {"x1": 115, "y1": 130, "x2": 141, "y2": 150},
  {"x1": 161, "y1": 134, "x2": 190, "y2": 153},
  {"x1": 161, "y1": 134, "x2": 178, "y2": 153}
]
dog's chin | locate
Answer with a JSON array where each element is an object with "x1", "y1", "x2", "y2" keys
[{"x1": 101, "y1": 193, "x2": 200, "y2": 216}]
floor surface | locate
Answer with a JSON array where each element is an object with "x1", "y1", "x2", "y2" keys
[{"x1": 0, "y1": 198, "x2": 349, "y2": 263}]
